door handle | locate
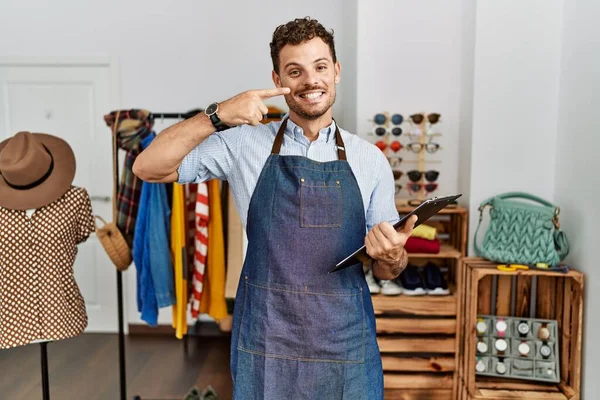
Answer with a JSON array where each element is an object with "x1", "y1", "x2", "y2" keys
[{"x1": 91, "y1": 195, "x2": 111, "y2": 202}]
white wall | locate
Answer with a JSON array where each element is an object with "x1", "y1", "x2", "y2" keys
[
  {"x1": 457, "y1": 0, "x2": 477, "y2": 207},
  {"x1": 554, "y1": 0, "x2": 600, "y2": 396},
  {"x1": 467, "y1": 0, "x2": 564, "y2": 252},
  {"x1": 0, "y1": 0, "x2": 349, "y2": 325},
  {"x1": 356, "y1": 0, "x2": 464, "y2": 200}
]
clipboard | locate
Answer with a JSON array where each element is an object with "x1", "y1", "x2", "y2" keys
[{"x1": 330, "y1": 194, "x2": 462, "y2": 273}]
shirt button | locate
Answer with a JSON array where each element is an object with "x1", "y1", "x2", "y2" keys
[{"x1": 294, "y1": 127, "x2": 303, "y2": 135}]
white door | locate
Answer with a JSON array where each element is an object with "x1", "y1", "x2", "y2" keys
[{"x1": 0, "y1": 58, "x2": 121, "y2": 332}]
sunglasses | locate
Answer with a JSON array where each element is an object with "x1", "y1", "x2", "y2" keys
[
  {"x1": 410, "y1": 113, "x2": 441, "y2": 125},
  {"x1": 407, "y1": 170, "x2": 439, "y2": 182},
  {"x1": 374, "y1": 126, "x2": 387, "y2": 136},
  {"x1": 407, "y1": 182, "x2": 438, "y2": 195},
  {"x1": 391, "y1": 127, "x2": 403, "y2": 136},
  {"x1": 406, "y1": 141, "x2": 441, "y2": 154},
  {"x1": 389, "y1": 157, "x2": 403, "y2": 168},
  {"x1": 392, "y1": 170, "x2": 403, "y2": 180},
  {"x1": 373, "y1": 113, "x2": 404, "y2": 126},
  {"x1": 390, "y1": 141, "x2": 402, "y2": 152}
]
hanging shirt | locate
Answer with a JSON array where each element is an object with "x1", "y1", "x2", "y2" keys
[
  {"x1": 171, "y1": 183, "x2": 188, "y2": 339},
  {"x1": 0, "y1": 186, "x2": 95, "y2": 349},
  {"x1": 198, "y1": 180, "x2": 227, "y2": 321},
  {"x1": 132, "y1": 133, "x2": 176, "y2": 326}
]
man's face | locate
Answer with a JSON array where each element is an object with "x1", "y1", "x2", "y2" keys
[{"x1": 273, "y1": 37, "x2": 340, "y2": 121}]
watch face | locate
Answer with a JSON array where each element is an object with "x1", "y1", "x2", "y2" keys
[
  {"x1": 518, "y1": 322, "x2": 530, "y2": 335},
  {"x1": 496, "y1": 320, "x2": 507, "y2": 333},
  {"x1": 476, "y1": 360, "x2": 486, "y2": 372},
  {"x1": 476, "y1": 321, "x2": 487, "y2": 334},
  {"x1": 518, "y1": 342, "x2": 530, "y2": 355},
  {"x1": 541, "y1": 345, "x2": 552, "y2": 357},
  {"x1": 206, "y1": 103, "x2": 218, "y2": 115},
  {"x1": 539, "y1": 327, "x2": 551, "y2": 340},
  {"x1": 495, "y1": 338, "x2": 508, "y2": 352},
  {"x1": 496, "y1": 362, "x2": 507, "y2": 374},
  {"x1": 477, "y1": 341, "x2": 488, "y2": 354}
]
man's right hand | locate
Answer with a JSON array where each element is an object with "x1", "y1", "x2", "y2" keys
[{"x1": 218, "y1": 87, "x2": 290, "y2": 127}]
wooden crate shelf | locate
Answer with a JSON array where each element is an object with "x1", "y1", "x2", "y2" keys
[
  {"x1": 382, "y1": 356, "x2": 455, "y2": 372},
  {"x1": 378, "y1": 206, "x2": 468, "y2": 400},
  {"x1": 377, "y1": 317, "x2": 457, "y2": 335},
  {"x1": 378, "y1": 337, "x2": 456, "y2": 353},
  {"x1": 372, "y1": 286, "x2": 458, "y2": 316},
  {"x1": 458, "y1": 258, "x2": 584, "y2": 400},
  {"x1": 385, "y1": 389, "x2": 453, "y2": 400},
  {"x1": 406, "y1": 244, "x2": 462, "y2": 259}
]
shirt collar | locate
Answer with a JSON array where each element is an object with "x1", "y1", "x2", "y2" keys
[{"x1": 283, "y1": 115, "x2": 337, "y2": 143}]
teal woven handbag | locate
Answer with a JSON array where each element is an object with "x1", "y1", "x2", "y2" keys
[{"x1": 474, "y1": 192, "x2": 569, "y2": 266}]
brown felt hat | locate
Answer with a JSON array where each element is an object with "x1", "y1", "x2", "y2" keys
[{"x1": 0, "y1": 131, "x2": 75, "y2": 210}]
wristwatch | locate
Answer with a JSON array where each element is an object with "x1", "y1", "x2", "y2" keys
[
  {"x1": 496, "y1": 361, "x2": 508, "y2": 375},
  {"x1": 205, "y1": 102, "x2": 230, "y2": 132},
  {"x1": 540, "y1": 343, "x2": 553, "y2": 359},
  {"x1": 517, "y1": 320, "x2": 530, "y2": 338},
  {"x1": 495, "y1": 338, "x2": 508, "y2": 356},
  {"x1": 495, "y1": 318, "x2": 507, "y2": 337},
  {"x1": 475, "y1": 358, "x2": 487, "y2": 373},
  {"x1": 476, "y1": 339, "x2": 488, "y2": 354},
  {"x1": 538, "y1": 323, "x2": 551, "y2": 341},
  {"x1": 518, "y1": 340, "x2": 531, "y2": 357},
  {"x1": 476, "y1": 318, "x2": 488, "y2": 335}
]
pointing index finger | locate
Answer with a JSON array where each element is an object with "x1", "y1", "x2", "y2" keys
[{"x1": 256, "y1": 87, "x2": 291, "y2": 98}]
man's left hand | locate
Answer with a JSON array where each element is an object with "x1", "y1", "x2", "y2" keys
[{"x1": 366, "y1": 215, "x2": 418, "y2": 280}]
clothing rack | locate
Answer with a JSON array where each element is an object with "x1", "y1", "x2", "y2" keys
[
  {"x1": 116, "y1": 108, "x2": 286, "y2": 400},
  {"x1": 40, "y1": 342, "x2": 50, "y2": 400}
]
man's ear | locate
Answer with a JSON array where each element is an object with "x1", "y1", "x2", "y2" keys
[
  {"x1": 272, "y1": 70, "x2": 281, "y2": 87},
  {"x1": 334, "y1": 61, "x2": 341, "y2": 84}
]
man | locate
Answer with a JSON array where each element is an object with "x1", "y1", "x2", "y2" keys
[{"x1": 133, "y1": 16, "x2": 416, "y2": 399}]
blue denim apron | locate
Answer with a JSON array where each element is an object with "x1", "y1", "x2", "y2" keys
[{"x1": 230, "y1": 119, "x2": 383, "y2": 399}]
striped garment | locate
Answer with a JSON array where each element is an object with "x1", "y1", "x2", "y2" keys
[
  {"x1": 177, "y1": 117, "x2": 400, "y2": 233},
  {"x1": 191, "y1": 182, "x2": 209, "y2": 317}
]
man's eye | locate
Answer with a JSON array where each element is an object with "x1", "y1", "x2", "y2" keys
[
  {"x1": 289, "y1": 70, "x2": 300, "y2": 76},
  {"x1": 317, "y1": 65, "x2": 327, "y2": 71}
]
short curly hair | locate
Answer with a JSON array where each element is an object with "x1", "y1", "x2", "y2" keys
[{"x1": 270, "y1": 17, "x2": 337, "y2": 74}]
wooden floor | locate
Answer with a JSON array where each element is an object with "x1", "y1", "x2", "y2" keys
[{"x1": 0, "y1": 333, "x2": 233, "y2": 400}]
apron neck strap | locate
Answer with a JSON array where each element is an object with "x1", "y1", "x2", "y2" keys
[{"x1": 271, "y1": 117, "x2": 347, "y2": 161}]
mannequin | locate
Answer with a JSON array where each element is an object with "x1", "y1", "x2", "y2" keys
[{"x1": 0, "y1": 132, "x2": 94, "y2": 350}]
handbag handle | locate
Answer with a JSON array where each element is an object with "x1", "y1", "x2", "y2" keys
[{"x1": 479, "y1": 191, "x2": 558, "y2": 211}]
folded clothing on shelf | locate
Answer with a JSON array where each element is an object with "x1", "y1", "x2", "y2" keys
[
  {"x1": 405, "y1": 236, "x2": 441, "y2": 253},
  {"x1": 410, "y1": 223, "x2": 437, "y2": 241}
]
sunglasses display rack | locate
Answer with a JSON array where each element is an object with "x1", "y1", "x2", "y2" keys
[
  {"x1": 369, "y1": 111, "x2": 442, "y2": 204},
  {"x1": 474, "y1": 315, "x2": 561, "y2": 383}
]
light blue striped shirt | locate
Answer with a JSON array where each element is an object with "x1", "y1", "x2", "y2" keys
[{"x1": 177, "y1": 118, "x2": 400, "y2": 233}]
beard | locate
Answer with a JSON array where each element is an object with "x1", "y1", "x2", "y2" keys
[{"x1": 284, "y1": 86, "x2": 336, "y2": 120}]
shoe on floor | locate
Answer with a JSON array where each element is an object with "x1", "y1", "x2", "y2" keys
[
  {"x1": 182, "y1": 387, "x2": 202, "y2": 400},
  {"x1": 380, "y1": 279, "x2": 403, "y2": 296},
  {"x1": 398, "y1": 265, "x2": 426, "y2": 296},
  {"x1": 423, "y1": 263, "x2": 450, "y2": 295},
  {"x1": 365, "y1": 268, "x2": 381, "y2": 294},
  {"x1": 201, "y1": 386, "x2": 218, "y2": 400}
]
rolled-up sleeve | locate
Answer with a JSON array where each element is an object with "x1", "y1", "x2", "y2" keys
[
  {"x1": 365, "y1": 151, "x2": 400, "y2": 232},
  {"x1": 177, "y1": 127, "x2": 242, "y2": 184}
]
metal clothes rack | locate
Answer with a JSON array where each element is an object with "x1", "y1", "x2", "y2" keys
[
  {"x1": 40, "y1": 342, "x2": 50, "y2": 400},
  {"x1": 116, "y1": 108, "x2": 286, "y2": 400}
]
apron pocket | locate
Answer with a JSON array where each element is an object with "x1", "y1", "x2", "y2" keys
[
  {"x1": 300, "y1": 178, "x2": 342, "y2": 228},
  {"x1": 238, "y1": 278, "x2": 365, "y2": 364}
]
